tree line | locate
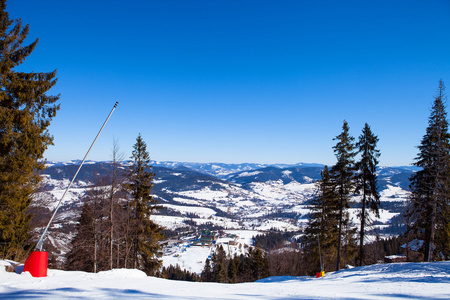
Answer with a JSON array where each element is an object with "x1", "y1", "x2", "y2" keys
[
  {"x1": 302, "y1": 80, "x2": 450, "y2": 276},
  {"x1": 160, "y1": 234, "x2": 409, "y2": 282},
  {"x1": 301, "y1": 120, "x2": 381, "y2": 273}
]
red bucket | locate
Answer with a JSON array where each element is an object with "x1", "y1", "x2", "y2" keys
[{"x1": 23, "y1": 251, "x2": 48, "y2": 277}]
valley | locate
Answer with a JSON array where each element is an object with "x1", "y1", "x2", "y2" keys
[{"x1": 30, "y1": 161, "x2": 412, "y2": 270}]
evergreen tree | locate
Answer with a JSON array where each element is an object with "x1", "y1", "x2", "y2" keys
[
  {"x1": 248, "y1": 244, "x2": 268, "y2": 280},
  {"x1": 160, "y1": 265, "x2": 200, "y2": 282},
  {"x1": 302, "y1": 166, "x2": 339, "y2": 274},
  {"x1": 355, "y1": 123, "x2": 381, "y2": 266},
  {"x1": 227, "y1": 256, "x2": 238, "y2": 283},
  {"x1": 0, "y1": 0, "x2": 59, "y2": 260},
  {"x1": 126, "y1": 134, "x2": 164, "y2": 274},
  {"x1": 65, "y1": 199, "x2": 96, "y2": 272},
  {"x1": 201, "y1": 258, "x2": 212, "y2": 282},
  {"x1": 408, "y1": 80, "x2": 450, "y2": 261},
  {"x1": 330, "y1": 120, "x2": 357, "y2": 270},
  {"x1": 212, "y1": 245, "x2": 227, "y2": 283}
]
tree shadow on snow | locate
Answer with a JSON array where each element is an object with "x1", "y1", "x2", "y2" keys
[
  {"x1": 0, "y1": 287, "x2": 181, "y2": 299},
  {"x1": 0, "y1": 287, "x2": 85, "y2": 299},
  {"x1": 373, "y1": 293, "x2": 449, "y2": 300}
]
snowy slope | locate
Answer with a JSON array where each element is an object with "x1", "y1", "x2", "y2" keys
[{"x1": 1, "y1": 260, "x2": 449, "y2": 299}]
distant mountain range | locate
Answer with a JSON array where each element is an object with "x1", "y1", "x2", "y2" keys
[{"x1": 46, "y1": 160, "x2": 416, "y2": 178}]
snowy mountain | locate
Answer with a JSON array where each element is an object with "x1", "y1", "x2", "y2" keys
[
  {"x1": 1, "y1": 259, "x2": 449, "y2": 299},
  {"x1": 31, "y1": 161, "x2": 412, "y2": 266},
  {"x1": 151, "y1": 161, "x2": 325, "y2": 178}
]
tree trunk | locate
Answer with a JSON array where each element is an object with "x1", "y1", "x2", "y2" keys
[
  {"x1": 336, "y1": 201, "x2": 343, "y2": 271},
  {"x1": 359, "y1": 188, "x2": 367, "y2": 267}
]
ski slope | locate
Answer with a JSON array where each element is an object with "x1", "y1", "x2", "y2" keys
[{"x1": 1, "y1": 260, "x2": 449, "y2": 299}]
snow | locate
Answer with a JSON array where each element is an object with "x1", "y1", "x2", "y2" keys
[
  {"x1": 163, "y1": 244, "x2": 212, "y2": 274},
  {"x1": 1, "y1": 260, "x2": 449, "y2": 299},
  {"x1": 160, "y1": 230, "x2": 257, "y2": 273},
  {"x1": 161, "y1": 204, "x2": 217, "y2": 218},
  {"x1": 380, "y1": 184, "x2": 410, "y2": 202},
  {"x1": 178, "y1": 188, "x2": 230, "y2": 201},
  {"x1": 282, "y1": 170, "x2": 292, "y2": 177},
  {"x1": 237, "y1": 171, "x2": 262, "y2": 177}
]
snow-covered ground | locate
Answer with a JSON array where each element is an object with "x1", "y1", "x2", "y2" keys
[{"x1": 1, "y1": 260, "x2": 449, "y2": 299}]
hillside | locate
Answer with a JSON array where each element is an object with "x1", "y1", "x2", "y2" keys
[{"x1": 1, "y1": 260, "x2": 449, "y2": 299}]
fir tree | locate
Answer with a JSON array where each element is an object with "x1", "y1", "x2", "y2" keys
[
  {"x1": 0, "y1": 0, "x2": 59, "y2": 260},
  {"x1": 65, "y1": 199, "x2": 96, "y2": 272},
  {"x1": 227, "y1": 257, "x2": 238, "y2": 283},
  {"x1": 126, "y1": 134, "x2": 164, "y2": 274},
  {"x1": 330, "y1": 120, "x2": 357, "y2": 270},
  {"x1": 248, "y1": 244, "x2": 268, "y2": 280},
  {"x1": 355, "y1": 123, "x2": 381, "y2": 266},
  {"x1": 212, "y1": 245, "x2": 227, "y2": 283},
  {"x1": 408, "y1": 80, "x2": 450, "y2": 261},
  {"x1": 201, "y1": 258, "x2": 213, "y2": 282},
  {"x1": 302, "y1": 166, "x2": 339, "y2": 274}
]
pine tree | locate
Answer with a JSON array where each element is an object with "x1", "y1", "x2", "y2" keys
[
  {"x1": 302, "y1": 166, "x2": 339, "y2": 274},
  {"x1": 330, "y1": 120, "x2": 357, "y2": 270},
  {"x1": 0, "y1": 0, "x2": 60, "y2": 260},
  {"x1": 125, "y1": 134, "x2": 164, "y2": 274},
  {"x1": 408, "y1": 80, "x2": 450, "y2": 261},
  {"x1": 355, "y1": 123, "x2": 381, "y2": 266}
]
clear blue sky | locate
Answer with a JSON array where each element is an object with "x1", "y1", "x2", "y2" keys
[{"x1": 8, "y1": 0, "x2": 450, "y2": 166}]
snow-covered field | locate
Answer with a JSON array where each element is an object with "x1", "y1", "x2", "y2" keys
[
  {"x1": 1, "y1": 260, "x2": 449, "y2": 299},
  {"x1": 161, "y1": 230, "x2": 259, "y2": 273}
]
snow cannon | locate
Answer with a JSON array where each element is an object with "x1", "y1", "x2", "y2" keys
[
  {"x1": 22, "y1": 102, "x2": 119, "y2": 278},
  {"x1": 23, "y1": 251, "x2": 48, "y2": 277},
  {"x1": 316, "y1": 271, "x2": 325, "y2": 278}
]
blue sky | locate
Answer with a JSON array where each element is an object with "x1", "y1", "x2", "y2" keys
[{"x1": 8, "y1": 0, "x2": 450, "y2": 166}]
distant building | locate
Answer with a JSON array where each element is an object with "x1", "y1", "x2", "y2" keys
[
  {"x1": 193, "y1": 230, "x2": 217, "y2": 246},
  {"x1": 400, "y1": 239, "x2": 425, "y2": 262},
  {"x1": 384, "y1": 255, "x2": 407, "y2": 263}
]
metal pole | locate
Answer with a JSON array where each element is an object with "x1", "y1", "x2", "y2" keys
[
  {"x1": 318, "y1": 234, "x2": 323, "y2": 273},
  {"x1": 35, "y1": 102, "x2": 119, "y2": 251}
]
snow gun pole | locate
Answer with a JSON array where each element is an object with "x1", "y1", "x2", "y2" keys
[
  {"x1": 35, "y1": 102, "x2": 119, "y2": 252},
  {"x1": 317, "y1": 235, "x2": 323, "y2": 275}
]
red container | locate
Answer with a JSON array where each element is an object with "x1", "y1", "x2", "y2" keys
[{"x1": 23, "y1": 251, "x2": 48, "y2": 277}]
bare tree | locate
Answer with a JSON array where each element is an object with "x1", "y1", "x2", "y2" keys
[{"x1": 109, "y1": 138, "x2": 124, "y2": 269}]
